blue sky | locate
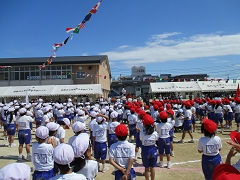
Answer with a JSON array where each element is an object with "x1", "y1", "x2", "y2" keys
[{"x1": 1, "y1": 0, "x2": 240, "y2": 80}]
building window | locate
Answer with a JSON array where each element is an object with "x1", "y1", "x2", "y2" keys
[
  {"x1": 0, "y1": 69, "x2": 8, "y2": 81},
  {"x1": 76, "y1": 71, "x2": 86, "y2": 79}
]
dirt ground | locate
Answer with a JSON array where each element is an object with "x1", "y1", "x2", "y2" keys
[{"x1": 0, "y1": 121, "x2": 239, "y2": 180}]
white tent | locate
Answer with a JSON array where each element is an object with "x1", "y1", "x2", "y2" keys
[
  {"x1": 150, "y1": 82, "x2": 176, "y2": 93},
  {"x1": 197, "y1": 80, "x2": 240, "y2": 92},
  {"x1": 0, "y1": 84, "x2": 102, "y2": 97},
  {"x1": 173, "y1": 82, "x2": 201, "y2": 92}
]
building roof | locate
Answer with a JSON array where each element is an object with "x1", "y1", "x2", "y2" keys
[{"x1": 0, "y1": 55, "x2": 108, "y2": 66}]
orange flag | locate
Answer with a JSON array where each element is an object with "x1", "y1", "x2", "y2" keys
[{"x1": 234, "y1": 83, "x2": 240, "y2": 100}]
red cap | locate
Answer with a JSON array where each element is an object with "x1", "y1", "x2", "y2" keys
[
  {"x1": 212, "y1": 164, "x2": 240, "y2": 180},
  {"x1": 138, "y1": 110, "x2": 146, "y2": 117},
  {"x1": 153, "y1": 105, "x2": 158, "y2": 110},
  {"x1": 185, "y1": 101, "x2": 191, "y2": 107},
  {"x1": 115, "y1": 124, "x2": 128, "y2": 136},
  {"x1": 160, "y1": 111, "x2": 168, "y2": 120},
  {"x1": 166, "y1": 104, "x2": 171, "y2": 110},
  {"x1": 166, "y1": 109, "x2": 174, "y2": 115},
  {"x1": 142, "y1": 115, "x2": 154, "y2": 125},
  {"x1": 130, "y1": 108, "x2": 135, "y2": 113},
  {"x1": 230, "y1": 131, "x2": 240, "y2": 144},
  {"x1": 216, "y1": 100, "x2": 221, "y2": 105},
  {"x1": 144, "y1": 105, "x2": 149, "y2": 109},
  {"x1": 158, "y1": 107, "x2": 164, "y2": 112},
  {"x1": 203, "y1": 119, "x2": 217, "y2": 133}
]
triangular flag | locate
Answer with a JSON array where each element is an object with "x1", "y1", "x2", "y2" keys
[
  {"x1": 52, "y1": 53, "x2": 56, "y2": 58},
  {"x1": 234, "y1": 84, "x2": 240, "y2": 100},
  {"x1": 66, "y1": 28, "x2": 75, "y2": 33},
  {"x1": 89, "y1": 0, "x2": 102, "y2": 14},
  {"x1": 217, "y1": 78, "x2": 221, "y2": 83},
  {"x1": 47, "y1": 56, "x2": 52, "y2": 65},
  {"x1": 83, "y1": 13, "x2": 92, "y2": 22},
  {"x1": 62, "y1": 36, "x2": 70, "y2": 44},
  {"x1": 226, "y1": 78, "x2": 229, "y2": 83}
]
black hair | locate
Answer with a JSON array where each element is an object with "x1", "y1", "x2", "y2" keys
[
  {"x1": 14, "y1": 109, "x2": 18, "y2": 116},
  {"x1": 160, "y1": 118, "x2": 167, "y2": 123},
  {"x1": 146, "y1": 111, "x2": 151, "y2": 116},
  {"x1": 58, "y1": 121, "x2": 66, "y2": 126},
  {"x1": 8, "y1": 111, "x2": 14, "y2": 124},
  {"x1": 4, "y1": 110, "x2": 7, "y2": 118},
  {"x1": 143, "y1": 124, "x2": 154, "y2": 135},
  {"x1": 185, "y1": 106, "x2": 191, "y2": 110},
  {"x1": 49, "y1": 130, "x2": 57, "y2": 136},
  {"x1": 116, "y1": 135, "x2": 127, "y2": 141},
  {"x1": 72, "y1": 157, "x2": 86, "y2": 173},
  {"x1": 54, "y1": 162, "x2": 70, "y2": 173},
  {"x1": 19, "y1": 112, "x2": 26, "y2": 116},
  {"x1": 201, "y1": 123, "x2": 215, "y2": 138}
]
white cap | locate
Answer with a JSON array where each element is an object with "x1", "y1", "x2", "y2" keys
[
  {"x1": 72, "y1": 133, "x2": 89, "y2": 158},
  {"x1": 19, "y1": 108, "x2": 27, "y2": 114},
  {"x1": 104, "y1": 106, "x2": 109, "y2": 110},
  {"x1": 43, "y1": 107, "x2": 49, "y2": 113},
  {"x1": 8, "y1": 108, "x2": 15, "y2": 112},
  {"x1": 100, "y1": 109, "x2": 106, "y2": 115},
  {"x1": 36, "y1": 104, "x2": 42, "y2": 110},
  {"x1": 96, "y1": 116, "x2": 104, "y2": 123},
  {"x1": 117, "y1": 104, "x2": 122, "y2": 108},
  {"x1": 46, "y1": 122, "x2": 60, "y2": 131},
  {"x1": 178, "y1": 109, "x2": 183, "y2": 113},
  {"x1": 36, "y1": 126, "x2": 49, "y2": 139},
  {"x1": 63, "y1": 118, "x2": 70, "y2": 129},
  {"x1": 72, "y1": 122, "x2": 85, "y2": 133},
  {"x1": 78, "y1": 110, "x2": 85, "y2": 115},
  {"x1": 0, "y1": 163, "x2": 31, "y2": 180},
  {"x1": 90, "y1": 111, "x2": 97, "y2": 118},
  {"x1": 93, "y1": 107, "x2": 99, "y2": 112},
  {"x1": 25, "y1": 104, "x2": 31, "y2": 109},
  {"x1": 110, "y1": 111, "x2": 118, "y2": 119},
  {"x1": 3, "y1": 106, "x2": 8, "y2": 111},
  {"x1": 53, "y1": 143, "x2": 74, "y2": 165},
  {"x1": 15, "y1": 105, "x2": 20, "y2": 109}
]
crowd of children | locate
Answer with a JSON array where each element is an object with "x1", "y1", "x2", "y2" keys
[{"x1": 0, "y1": 95, "x2": 240, "y2": 179}]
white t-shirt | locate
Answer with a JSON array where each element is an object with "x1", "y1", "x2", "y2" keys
[
  {"x1": 35, "y1": 109, "x2": 43, "y2": 118},
  {"x1": 46, "y1": 136, "x2": 60, "y2": 147},
  {"x1": 235, "y1": 104, "x2": 240, "y2": 113},
  {"x1": 128, "y1": 114, "x2": 137, "y2": 125},
  {"x1": 76, "y1": 160, "x2": 98, "y2": 180},
  {"x1": 156, "y1": 122, "x2": 173, "y2": 138},
  {"x1": 109, "y1": 140, "x2": 135, "y2": 170},
  {"x1": 68, "y1": 135, "x2": 77, "y2": 146},
  {"x1": 152, "y1": 111, "x2": 159, "y2": 122},
  {"x1": 32, "y1": 143, "x2": 54, "y2": 171},
  {"x1": 214, "y1": 106, "x2": 223, "y2": 114},
  {"x1": 6, "y1": 114, "x2": 16, "y2": 124},
  {"x1": 56, "y1": 126, "x2": 65, "y2": 140},
  {"x1": 226, "y1": 105, "x2": 233, "y2": 113},
  {"x1": 107, "y1": 121, "x2": 120, "y2": 134},
  {"x1": 16, "y1": 115, "x2": 34, "y2": 130},
  {"x1": 49, "y1": 172, "x2": 86, "y2": 180},
  {"x1": 88, "y1": 119, "x2": 98, "y2": 131},
  {"x1": 140, "y1": 131, "x2": 158, "y2": 146},
  {"x1": 75, "y1": 115, "x2": 88, "y2": 123},
  {"x1": 56, "y1": 109, "x2": 65, "y2": 118},
  {"x1": 92, "y1": 122, "x2": 108, "y2": 143},
  {"x1": 175, "y1": 116, "x2": 184, "y2": 127},
  {"x1": 198, "y1": 136, "x2": 222, "y2": 156},
  {"x1": 184, "y1": 109, "x2": 192, "y2": 120},
  {"x1": 136, "y1": 120, "x2": 144, "y2": 132},
  {"x1": 42, "y1": 114, "x2": 50, "y2": 126}
]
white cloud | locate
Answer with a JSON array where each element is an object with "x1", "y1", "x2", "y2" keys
[
  {"x1": 99, "y1": 32, "x2": 240, "y2": 65},
  {"x1": 81, "y1": 53, "x2": 88, "y2": 56}
]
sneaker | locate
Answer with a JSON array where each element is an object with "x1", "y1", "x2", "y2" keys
[
  {"x1": 170, "y1": 151, "x2": 174, "y2": 157},
  {"x1": 158, "y1": 162, "x2": 164, "y2": 168},
  {"x1": 167, "y1": 162, "x2": 172, "y2": 169},
  {"x1": 26, "y1": 155, "x2": 32, "y2": 162},
  {"x1": 178, "y1": 139, "x2": 184, "y2": 143},
  {"x1": 11, "y1": 143, "x2": 16, "y2": 147},
  {"x1": 98, "y1": 166, "x2": 101, "y2": 172},
  {"x1": 18, "y1": 155, "x2": 25, "y2": 161},
  {"x1": 188, "y1": 139, "x2": 195, "y2": 143},
  {"x1": 4, "y1": 136, "x2": 7, "y2": 141},
  {"x1": 173, "y1": 135, "x2": 176, "y2": 138},
  {"x1": 193, "y1": 129, "x2": 196, "y2": 133},
  {"x1": 102, "y1": 167, "x2": 109, "y2": 173}
]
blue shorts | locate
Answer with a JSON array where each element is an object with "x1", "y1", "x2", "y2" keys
[
  {"x1": 36, "y1": 117, "x2": 42, "y2": 126},
  {"x1": 228, "y1": 112, "x2": 233, "y2": 122},
  {"x1": 183, "y1": 120, "x2": 192, "y2": 131},
  {"x1": 94, "y1": 142, "x2": 107, "y2": 160},
  {"x1": 224, "y1": 114, "x2": 228, "y2": 121},
  {"x1": 158, "y1": 137, "x2": 170, "y2": 155},
  {"x1": 129, "y1": 124, "x2": 136, "y2": 136},
  {"x1": 117, "y1": 115, "x2": 123, "y2": 122},
  {"x1": 108, "y1": 134, "x2": 118, "y2": 148},
  {"x1": 32, "y1": 169, "x2": 54, "y2": 180},
  {"x1": 207, "y1": 113, "x2": 211, "y2": 120},
  {"x1": 196, "y1": 108, "x2": 200, "y2": 115},
  {"x1": 135, "y1": 131, "x2": 142, "y2": 148},
  {"x1": 3, "y1": 121, "x2": 8, "y2": 131},
  {"x1": 202, "y1": 154, "x2": 221, "y2": 180},
  {"x1": 214, "y1": 113, "x2": 223, "y2": 124},
  {"x1": 141, "y1": 145, "x2": 158, "y2": 168},
  {"x1": 210, "y1": 112, "x2": 215, "y2": 121},
  {"x1": 115, "y1": 168, "x2": 136, "y2": 180},
  {"x1": 65, "y1": 114, "x2": 71, "y2": 120},
  {"x1": 200, "y1": 109, "x2": 205, "y2": 116},
  {"x1": 191, "y1": 115, "x2": 196, "y2": 125},
  {"x1": 7, "y1": 124, "x2": 16, "y2": 135},
  {"x1": 57, "y1": 117, "x2": 64, "y2": 123},
  {"x1": 18, "y1": 129, "x2": 31, "y2": 144},
  {"x1": 29, "y1": 122, "x2": 33, "y2": 130},
  {"x1": 235, "y1": 113, "x2": 240, "y2": 124}
]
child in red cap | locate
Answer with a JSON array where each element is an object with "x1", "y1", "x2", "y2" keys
[
  {"x1": 198, "y1": 118, "x2": 222, "y2": 180},
  {"x1": 140, "y1": 115, "x2": 158, "y2": 180},
  {"x1": 109, "y1": 124, "x2": 136, "y2": 180},
  {"x1": 127, "y1": 108, "x2": 138, "y2": 142}
]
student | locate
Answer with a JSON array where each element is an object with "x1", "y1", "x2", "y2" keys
[
  {"x1": 42, "y1": 107, "x2": 50, "y2": 126},
  {"x1": 32, "y1": 126, "x2": 54, "y2": 180},
  {"x1": 156, "y1": 111, "x2": 173, "y2": 169},
  {"x1": 72, "y1": 133, "x2": 98, "y2": 180},
  {"x1": 88, "y1": 111, "x2": 98, "y2": 147},
  {"x1": 212, "y1": 164, "x2": 240, "y2": 180},
  {"x1": 174, "y1": 109, "x2": 184, "y2": 132},
  {"x1": 16, "y1": 108, "x2": 34, "y2": 161},
  {"x1": 49, "y1": 143, "x2": 87, "y2": 180},
  {"x1": 198, "y1": 119, "x2": 222, "y2": 180},
  {"x1": 140, "y1": 115, "x2": 158, "y2": 180},
  {"x1": 92, "y1": 116, "x2": 109, "y2": 173},
  {"x1": 56, "y1": 118, "x2": 70, "y2": 143},
  {"x1": 35, "y1": 104, "x2": 43, "y2": 128},
  {"x1": 109, "y1": 124, "x2": 136, "y2": 180},
  {"x1": 178, "y1": 101, "x2": 194, "y2": 143},
  {"x1": 166, "y1": 109, "x2": 175, "y2": 157},
  {"x1": 46, "y1": 122, "x2": 60, "y2": 148},
  {"x1": 214, "y1": 100, "x2": 224, "y2": 134},
  {"x1": 6, "y1": 107, "x2": 16, "y2": 148},
  {"x1": 128, "y1": 108, "x2": 138, "y2": 142},
  {"x1": 225, "y1": 131, "x2": 240, "y2": 171},
  {"x1": 107, "y1": 111, "x2": 120, "y2": 148},
  {"x1": 74, "y1": 108, "x2": 90, "y2": 124},
  {"x1": 0, "y1": 163, "x2": 31, "y2": 180},
  {"x1": 135, "y1": 110, "x2": 145, "y2": 160},
  {"x1": 68, "y1": 121, "x2": 86, "y2": 146}
]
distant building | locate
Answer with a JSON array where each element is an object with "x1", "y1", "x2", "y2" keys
[{"x1": 131, "y1": 66, "x2": 146, "y2": 77}]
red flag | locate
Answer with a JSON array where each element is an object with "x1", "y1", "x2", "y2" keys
[
  {"x1": 217, "y1": 78, "x2": 221, "y2": 82},
  {"x1": 89, "y1": 0, "x2": 102, "y2": 14},
  {"x1": 234, "y1": 84, "x2": 240, "y2": 100}
]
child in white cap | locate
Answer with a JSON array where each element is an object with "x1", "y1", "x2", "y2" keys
[
  {"x1": 107, "y1": 111, "x2": 120, "y2": 148},
  {"x1": 68, "y1": 121, "x2": 86, "y2": 146},
  {"x1": 92, "y1": 115, "x2": 109, "y2": 173},
  {"x1": 49, "y1": 143, "x2": 87, "y2": 180},
  {"x1": 0, "y1": 163, "x2": 31, "y2": 180},
  {"x1": 56, "y1": 118, "x2": 70, "y2": 143},
  {"x1": 88, "y1": 111, "x2": 98, "y2": 148},
  {"x1": 16, "y1": 108, "x2": 35, "y2": 161},
  {"x1": 6, "y1": 107, "x2": 16, "y2": 148},
  {"x1": 72, "y1": 133, "x2": 98, "y2": 180},
  {"x1": 32, "y1": 126, "x2": 55, "y2": 180},
  {"x1": 46, "y1": 122, "x2": 60, "y2": 148}
]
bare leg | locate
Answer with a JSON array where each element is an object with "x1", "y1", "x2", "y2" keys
[{"x1": 150, "y1": 167, "x2": 155, "y2": 180}]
